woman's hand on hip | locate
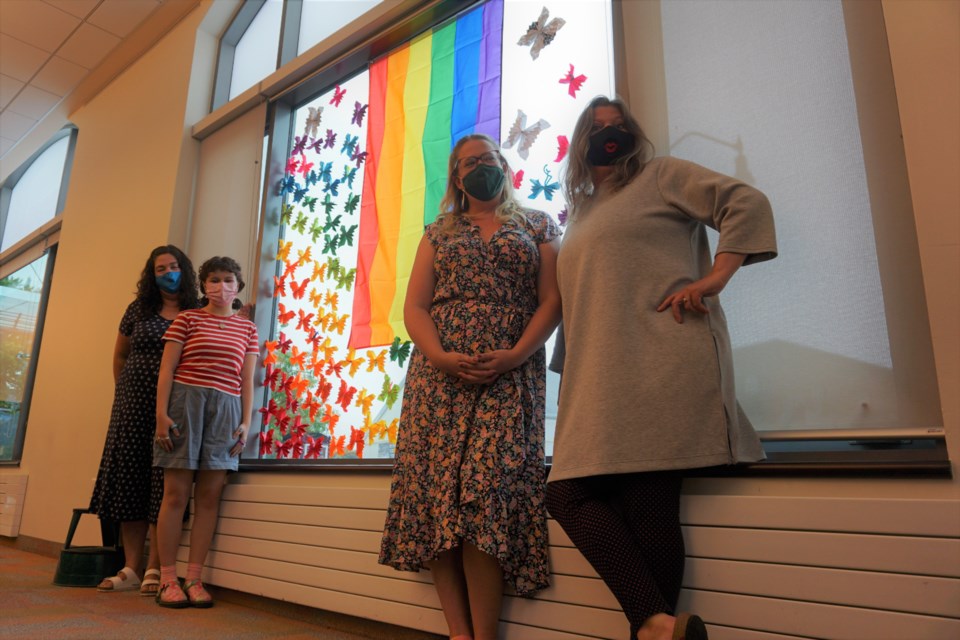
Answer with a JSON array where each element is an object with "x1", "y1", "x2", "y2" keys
[{"x1": 657, "y1": 275, "x2": 724, "y2": 324}]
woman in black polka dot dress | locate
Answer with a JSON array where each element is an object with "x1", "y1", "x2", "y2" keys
[{"x1": 89, "y1": 246, "x2": 199, "y2": 594}]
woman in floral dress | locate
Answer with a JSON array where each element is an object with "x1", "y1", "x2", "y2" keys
[{"x1": 380, "y1": 134, "x2": 561, "y2": 640}]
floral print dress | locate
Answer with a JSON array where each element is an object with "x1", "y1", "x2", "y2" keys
[{"x1": 379, "y1": 209, "x2": 560, "y2": 596}]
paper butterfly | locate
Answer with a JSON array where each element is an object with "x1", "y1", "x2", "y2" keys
[
  {"x1": 341, "y1": 134, "x2": 358, "y2": 157},
  {"x1": 292, "y1": 135, "x2": 308, "y2": 155},
  {"x1": 558, "y1": 207, "x2": 569, "y2": 226},
  {"x1": 290, "y1": 278, "x2": 309, "y2": 299},
  {"x1": 555, "y1": 135, "x2": 569, "y2": 162},
  {"x1": 352, "y1": 101, "x2": 368, "y2": 127},
  {"x1": 518, "y1": 6, "x2": 565, "y2": 60},
  {"x1": 559, "y1": 63, "x2": 587, "y2": 98},
  {"x1": 304, "y1": 106, "x2": 322, "y2": 138},
  {"x1": 292, "y1": 184, "x2": 308, "y2": 203},
  {"x1": 341, "y1": 165, "x2": 357, "y2": 189},
  {"x1": 323, "y1": 178, "x2": 341, "y2": 196},
  {"x1": 389, "y1": 336, "x2": 412, "y2": 368},
  {"x1": 304, "y1": 170, "x2": 319, "y2": 187},
  {"x1": 351, "y1": 148, "x2": 368, "y2": 168},
  {"x1": 317, "y1": 161, "x2": 333, "y2": 183},
  {"x1": 278, "y1": 175, "x2": 296, "y2": 196},
  {"x1": 503, "y1": 110, "x2": 550, "y2": 160},
  {"x1": 344, "y1": 193, "x2": 360, "y2": 214},
  {"x1": 306, "y1": 137, "x2": 323, "y2": 154},
  {"x1": 512, "y1": 169, "x2": 524, "y2": 189},
  {"x1": 323, "y1": 129, "x2": 337, "y2": 149},
  {"x1": 330, "y1": 85, "x2": 346, "y2": 107},
  {"x1": 529, "y1": 166, "x2": 559, "y2": 201}
]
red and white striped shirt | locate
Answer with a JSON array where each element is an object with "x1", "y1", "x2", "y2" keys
[{"x1": 163, "y1": 309, "x2": 259, "y2": 396}]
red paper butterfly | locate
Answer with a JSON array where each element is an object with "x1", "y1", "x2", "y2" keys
[
  {"x1": 330, "y1": 85, "x2": 346, "y2": 107},
  {"x1": 559, "y1": 63, "x2": 587, "y2": 98}
]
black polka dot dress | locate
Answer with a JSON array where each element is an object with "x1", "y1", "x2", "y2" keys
[{"x1": 89, "y1": 301, "x2": 171, "y2": 524}]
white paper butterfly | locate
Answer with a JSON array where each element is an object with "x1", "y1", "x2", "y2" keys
[
  {"x1": 304, "y1": 106, "x2": 323, "y2": 139},
  {"x1": 503, "y1": 110, "x2": 550, "y2": 160},
  {"x1": 517, "y1": 6, "x2": 566, "y2": 60}
]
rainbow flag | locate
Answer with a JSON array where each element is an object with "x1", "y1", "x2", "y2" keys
[{"x1": 350, "y1": 0, "x2": 503, "y2": 349}]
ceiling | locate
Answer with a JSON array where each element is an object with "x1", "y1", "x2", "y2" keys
[{"x1": 0, "y1": 0, "x2": 169, "y2": 160}]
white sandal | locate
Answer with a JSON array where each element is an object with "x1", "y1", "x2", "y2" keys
[
  {"x1": 96, "y1": 567, "x2": 140, "y2": 592},
  {"x1": 140, "y1": 568, "x2": 161, "y2": 596}
]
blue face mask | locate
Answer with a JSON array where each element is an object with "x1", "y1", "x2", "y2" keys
[{"x1": 155, "y1": 271, "x2": 182, "y2": 294}]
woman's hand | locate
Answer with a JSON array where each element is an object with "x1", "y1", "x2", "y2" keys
[
  {"x1": 431, "y1": 351, "x2": 498, "y2": 384},
  {"x1": 155, "y1": 414, "x2": 175, "y2": 452},
  {"x1": 474, "y1": 349, "x2": 523, "y2": 376},
  {"x1": 658, "y1": 252, "x2": 747, "y2": 323},
  {"x1": 657, "y1": 275, "x2": 725, "y2": 324},
  {"x1": 230, "y1": 423, "x2": 249, "y2": 457}
]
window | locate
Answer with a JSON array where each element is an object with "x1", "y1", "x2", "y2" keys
[
  {"x1": 212, "y1": 0, "x2": 391, "y2": 111},
  {"x1": 298, "y1": 0, "x2": 384, "y2": 56},
  {"x1": 650, "y1": 0, "x2": 941, "y2": 436},
  {"x1": 212, "y1": 0, "x2": 940, "y2": 470},
  {"x1": 249, "y1": 0, "x2": 614, "y2": 462},
  {"x1": 1, "y1": 136, "x2": 70, "y2": 252},
  {"x1": 0, "y1": 127, "x2": 75, "y2": 463}
]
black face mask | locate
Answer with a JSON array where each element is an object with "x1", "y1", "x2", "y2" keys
[
  {"x1": 461, "y1": 163, "x2": 506, "y2": 202},
  {"x1": 587, "y1": 126, "x2": 636, "y2": 166}
]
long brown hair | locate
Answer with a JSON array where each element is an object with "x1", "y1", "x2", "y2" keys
[
  {"x1": 563, "y1": 96, "x2": 655, "y2": 216},
  {"x1": 134, "y1": 245, "x2": 199, "y2": 318},
  {"x1": 435, "y1": 134, "x2": 526, "y2": 234}
]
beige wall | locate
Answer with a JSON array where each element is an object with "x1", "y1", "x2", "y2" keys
[
  {"x1": 2, "y1": 0, "x2": 957, "y2": 550},
  {"x1": 3, "y1": 4, "x2": 209, "y2": 546}
]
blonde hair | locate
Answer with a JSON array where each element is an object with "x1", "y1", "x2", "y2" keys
[
  {"x1": 436, "y1": 134, "x2": 526, "y2": 234},
  {"x1": 563, "y1": 96, "x2": 655, "y2": 216}
]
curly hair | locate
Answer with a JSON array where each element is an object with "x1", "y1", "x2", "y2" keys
[
  {"x1": 198, "y1": 256, "x2": 245, "y2": 310},
  {"x1": 134, "y1": 245, "x2": 199, "y2": 318},
  {"x1": 563, "y1": 96, "x2": 655, "y2": 216},
  {"x1": 435, "y1": 134, "x2": 527, "y2": 235}
]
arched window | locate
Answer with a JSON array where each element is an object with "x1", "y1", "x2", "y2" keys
[{"x1": 0, "y1": 127, "x2": 77, "y2": 462}]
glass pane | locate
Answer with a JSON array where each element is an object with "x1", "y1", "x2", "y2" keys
[
  {"x1": 260, "y1": 0, "x2": 615, "y2": 462},
  {"x1": 0, "y1": 254, "x2": 48, "y2": 461},
  {"x1": 230, "y1": 0, "x2": 284, "y2": 100},
  {"x1": 660, "y1": 0, "x2": 898, "y2": 431},
  {"x1": 298, "y1": 0, "x2": 384, "y2": 56},
  {"x1": 2, "y1": 137, "x2": 69, "y2": 252}
]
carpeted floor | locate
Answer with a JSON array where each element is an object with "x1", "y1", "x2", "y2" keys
[{"x1": 0, "y1": 545, "x2": 441, "y2": 640}]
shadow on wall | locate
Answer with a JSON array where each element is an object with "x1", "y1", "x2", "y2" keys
[{"x1": 733, "y1": 339, "x2": 922, "y2": 431}]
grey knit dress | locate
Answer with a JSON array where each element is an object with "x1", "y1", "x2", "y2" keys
[{"x1": 550, "y1": 156, "x2": 777, "y2": 482}]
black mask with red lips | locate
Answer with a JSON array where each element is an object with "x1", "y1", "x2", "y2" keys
[{"x1": 586, "y1": 126, "x2": 636, "y2": 166}]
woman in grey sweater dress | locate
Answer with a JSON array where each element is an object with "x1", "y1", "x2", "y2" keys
[{"x1": 546, "y1": 97, "x2": 777, "y2": 640}]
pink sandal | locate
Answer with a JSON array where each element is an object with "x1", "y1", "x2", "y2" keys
[
  {"x1": 156, "y1": 580, "x2": 189, "y2": 608},
  {"x1": 183, "y1": 579, "x2": 214, "y2": 608}
]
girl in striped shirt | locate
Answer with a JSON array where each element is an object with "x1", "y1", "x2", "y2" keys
[{"x1": 152, "y1": 256, "x2": 259, "y2": 608}]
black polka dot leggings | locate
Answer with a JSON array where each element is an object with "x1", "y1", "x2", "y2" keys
[{"x1": 545, "y1": 472, "x2": 685, "y2": 638}]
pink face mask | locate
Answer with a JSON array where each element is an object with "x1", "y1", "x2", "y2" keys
[{"x1": 205, "y1": 281, "x2": 238, "y2": 307}]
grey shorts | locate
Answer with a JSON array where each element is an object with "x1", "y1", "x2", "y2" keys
[{"x1": 153, "y1": 382, "x2": 241, "y2": 471}]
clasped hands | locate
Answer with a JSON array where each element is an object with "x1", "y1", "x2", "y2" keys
[{"x1": 432, "y1": 349, "x2": 521, "y2": 384}]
